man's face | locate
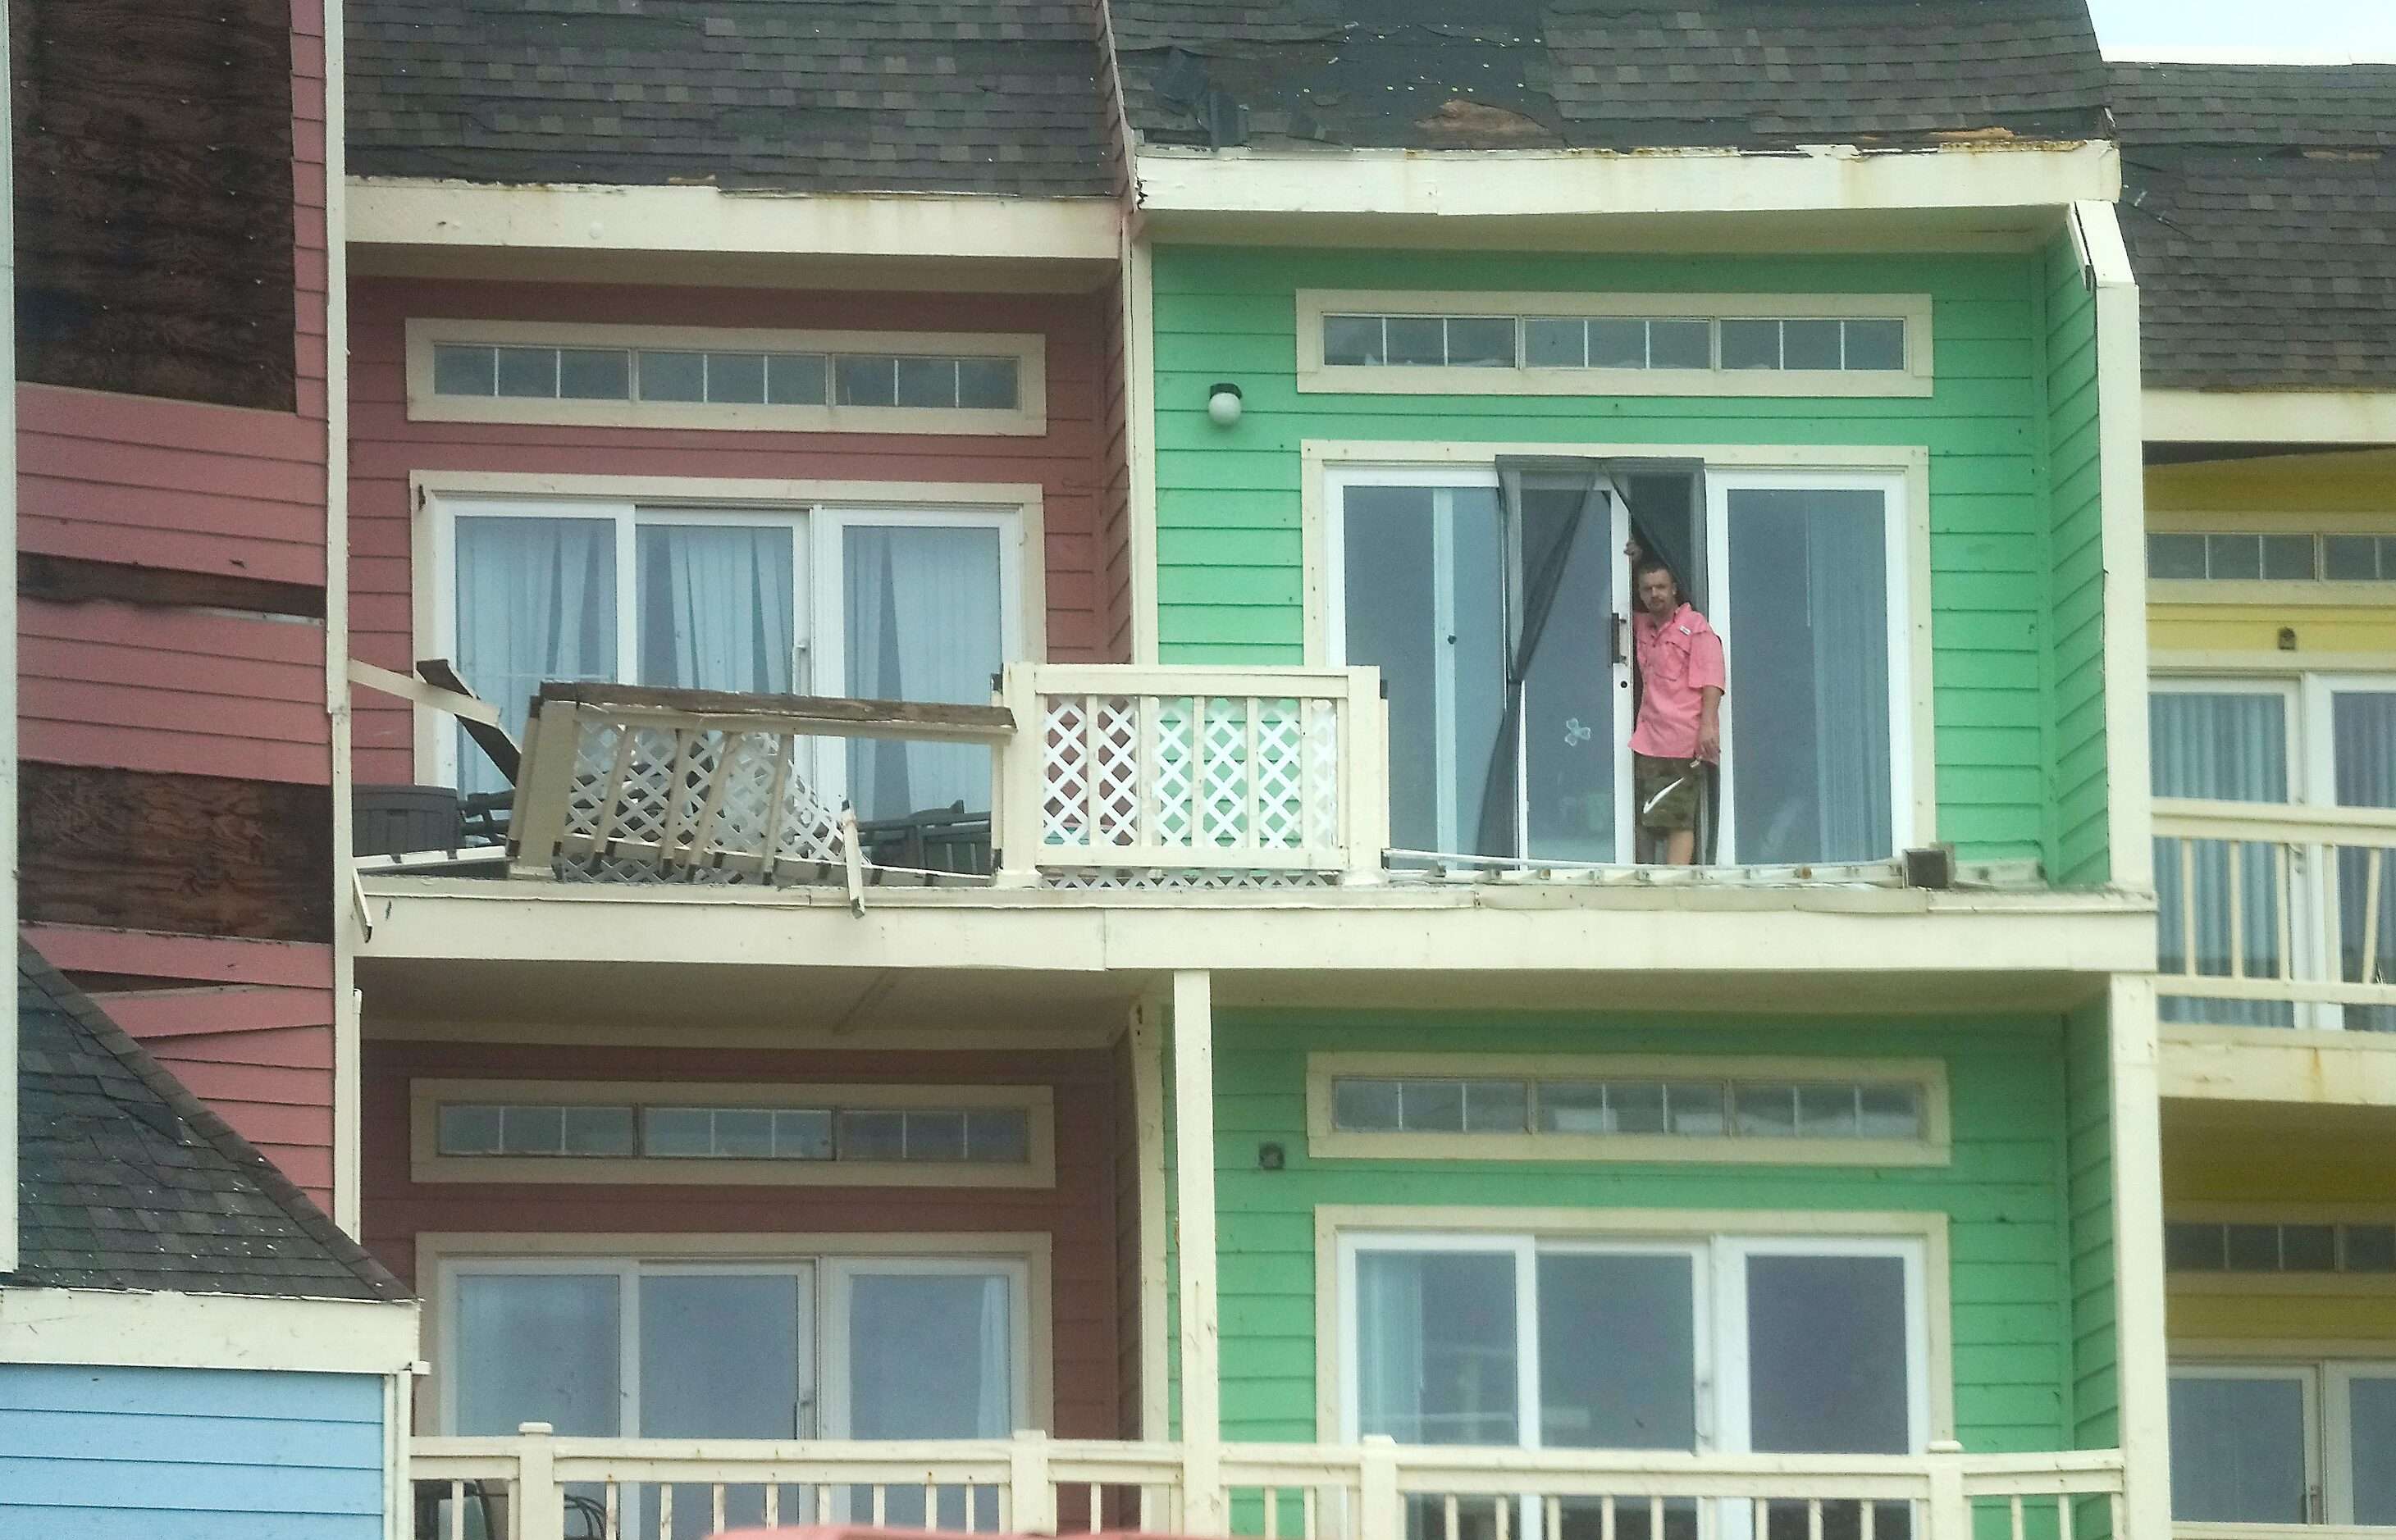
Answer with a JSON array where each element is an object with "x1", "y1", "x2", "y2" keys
[{"x1": 1636, "y1": 567, "x2": 1679, "y2": 617}]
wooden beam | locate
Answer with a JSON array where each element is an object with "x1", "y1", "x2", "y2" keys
[
  {"x1": 1171, "y1": 969, "x2": 1225, "y2": 1529},
  {"x1": 536, "y1": 680, "x2": 1018, "y2": 744},
  {"x1": 346, "y1": 659, "x2": 501, "y2": 727},
  {"x1": 419, "y1": 659, "x2": 521, "y2": 784}
]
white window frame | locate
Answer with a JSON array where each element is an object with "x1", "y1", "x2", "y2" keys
[
  {"x1": 419, "y1": 479, "x2": 1035, "y2": 791},
  {"x1": 409, "y1": 1078, "x2": 1057, "y2": 1188},
  {"x1": 2170, "y1": 1360, "x2": 2328, "y2": 1524},
  {"x1": 404, "y1": 319, "x2": 1048, "y2": 436},
  {"x1": 1323, "y1": 1211, "x2": 1942, "y2": 1451},
  {"x1": 1318, "y1": 453, "x2": 1928, "y2": 862},
  {"x1": 425, "y1": 1236, "x2": 1045, "y2": 1438},
  {"x1": 1295, "y1": 290, "x2": 1936, "y2": 399},
  {"x1": 1304, "y1": 1051, "x2": 1951, "y2": 1167}
]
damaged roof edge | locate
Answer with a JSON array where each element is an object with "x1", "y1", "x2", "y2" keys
[{"x1": 1132, "y1": 139, "x2": 2122, "y2": 220}]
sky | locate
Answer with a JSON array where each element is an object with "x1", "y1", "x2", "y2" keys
[{"x1": 2086, "y1": 0, "x2": 2396, "y2": 57}]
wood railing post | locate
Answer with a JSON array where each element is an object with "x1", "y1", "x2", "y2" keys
[
  {"x1": 513, "y1": 1423, "x2": 565, "y2": 1540},
  {"x1": 1358, "y1": 1435, "x2": 1401, "y2": 1540},
  {"x1": 1010, "y1": 1428, "x2": 1058, "y2": 1536},
  {"x1": 1343, "y1": 667, "x2": 1390, "y2": 884},
  {"x1": 992, "y1": 664, "x2": 1043, "y2": 887},
  {"x1": 1924, "y1": 1447, "x2": 1968, "y2": 1540}
]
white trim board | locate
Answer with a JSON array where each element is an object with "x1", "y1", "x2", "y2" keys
[
  {"x1": 2146, "y1": 390, "x2": 2396, "y2": 447},
  {"x1": 1134, "y1": 142, "x2": 2119, "y2": 220},
  {"x1": 348, "y1": 180, "x2": 1121, "y2": 266},
  {"x1": 0, "y1": 1287, "x2": 420, "y2": 1374}
]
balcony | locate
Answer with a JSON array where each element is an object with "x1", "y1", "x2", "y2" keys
[{"x1": 411, "y1": 1428, "x2": 2125, "y2": 1540}]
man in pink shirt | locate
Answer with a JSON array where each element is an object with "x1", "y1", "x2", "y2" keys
[{"x1": 1629, "y1": 559, "x2": 1725, "y2": 865}]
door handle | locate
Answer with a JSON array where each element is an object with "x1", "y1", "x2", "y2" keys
[{"x1": 1611, "y1": 613, "x2": 1627, "y2": 666}]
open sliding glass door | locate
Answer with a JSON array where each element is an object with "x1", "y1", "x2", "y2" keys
[
  {"x1": 1333, "y1": 468, "x2": 1632, "y2": 864},
  {"x1": 2306, "y1": 676, "x2": 2396, "y2": 1030},
  {"x1": 1705, "y1": 473, "x2": 1911, "y2": 868}
]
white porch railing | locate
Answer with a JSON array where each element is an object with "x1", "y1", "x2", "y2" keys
[
  {"x1": 410, "y1": 1428, "x2": 2125, "y2": 1540},
  {"x1": 2152, "y1": 798, "x2": 2396, "y2": 1022},
  {"x1": 996, "y1": 664, "x2": 1390, "y2": 885}
]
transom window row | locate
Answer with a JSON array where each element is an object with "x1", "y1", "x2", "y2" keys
[
  {"x1": 1330, "y1": 1076, "x2": 1925, "y2": 1139},
  {"x1": 2165, "y1": 1219, "x2": 2396, "y2": 1274},
  {"x1": 430, "y1": 342, "x2": 1021, "y2": 410},
  {"x1": 1322, "y1": 312, "x2": 1908, "y2": 372},
  {"x1": 434, "y1": 1100, "x2": 1033, "y2": 1164},
  {"x1": 2148, "y1": 531, "x2": 2396, "y2": 582}
]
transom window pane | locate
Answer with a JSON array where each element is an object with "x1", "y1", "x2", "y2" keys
[
  {"x1": 1326, "y1": 312, "x2": 1905, "y2": 372},
  {"x1": 1333, "y1": 1074, "x2": 1923, "y2": 1142}
]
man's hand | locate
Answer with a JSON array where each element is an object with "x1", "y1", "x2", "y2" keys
[{"x1": 1697, "y1": 686, "x2": 1723, "y2": 760}]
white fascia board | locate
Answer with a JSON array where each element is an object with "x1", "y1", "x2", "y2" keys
[
  {"x1": 0, "y1": 1287, "x2": 421, "y2": 1374},
  {"x1": 346, "y1": 179, "x2": 1122, "y2": 263},
  {"x1": 2145, "y1": 389, "x2": 2396, "y2": 445},
  {"x1": 1132, "y1": 139, "x2": 2120, "y2": 219},
  {"x1": 354, "y1": 879, "x2": 2159, "y2": 978},
  {"x1": 2161, "y1": 1023, "x2": 2396, "y2": 1106}
]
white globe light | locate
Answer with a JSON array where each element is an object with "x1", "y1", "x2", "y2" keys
[{"x1": 1207, "y1": 382, "x2": 1244, "y2": 426}]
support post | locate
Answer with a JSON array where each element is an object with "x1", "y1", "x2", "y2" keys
[
  {"x1": 2109, "y1": 974, "x2": 2172, "y2": 1540},
  {"x1": 1009, "y1": 1428, "x2": 1057, "y2": 1536},
  {"x1": 1358, "y1": 1436, "x2": 1401, "y2": 1540},
  {"x1": 1924, "y1": 1449, "x2": 1968, "y2": 1540},
  {"x1": 1173, "y1": 969, "x2": 1225, "y2": 1534},
  {"x1": 514, "y1": 1423, "x2": 565, "y2": 1540}
]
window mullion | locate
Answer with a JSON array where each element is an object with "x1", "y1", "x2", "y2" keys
[{"x1": 1516, "y1": 1237, "x2": 1542, "y2": 1451}]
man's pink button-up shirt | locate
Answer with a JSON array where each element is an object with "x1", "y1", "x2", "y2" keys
[{"x1": 1629, "y1": 603, "x2": 1727, "y2": 762}]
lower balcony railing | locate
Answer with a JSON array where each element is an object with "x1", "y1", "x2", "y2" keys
[
  {"x1": 410, "y1": 1428, "x2": 2125, "y2": 1540},
  {"x1": 2152, "y1": 798, "x2": 2396, "y2": 1027}
]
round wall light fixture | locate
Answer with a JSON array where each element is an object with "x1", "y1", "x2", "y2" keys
[{"x1": 1207, "y1": 381, "x2": 1244, "y2": 426}]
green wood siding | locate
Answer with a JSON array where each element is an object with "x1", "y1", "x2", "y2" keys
[
  {"x1": 1149, "y1": 245, "x2": 2113, "y2": 872},
  {"x1": 1168, "y1": 1010, "x2": 2090, "y2": 1456},
  {"x1": 2065, "y1": 999, "x2": 2118, "y2": 1451},
  {"x1": 2042, "y1": 235, "x2": 2112, "y2": 886}
]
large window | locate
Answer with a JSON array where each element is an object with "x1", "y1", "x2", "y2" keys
[
  {"x1": 1339, "y1": 1228, "x2": 1928, "y2": 1540},
  {"x1": 1329, "y1": 464, "x2": 1912, "y2": 867},
  {"x1": 2171, "y1": 1360, "x2": 2396, "y2": 1525},
  {"x1": 440, "y1": 1252, "x2": 1030, "y2": 1533},
  {"x1": 436, "y1": 495, "x2": 1023, "y2": 819},
  {"x1": 2151, "y1": 674, "x2": 2396, "y2": 1029}
]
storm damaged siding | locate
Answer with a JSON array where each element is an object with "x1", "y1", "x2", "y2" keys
[{"x1": 1148, "y1": 245, "x2": 2102, "y2": 872}]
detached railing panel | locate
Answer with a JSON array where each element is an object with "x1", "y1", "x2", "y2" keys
[
  {"x1": 1002, "y1": 663, "x2": 1389, "y2": 885},
  {"x1": 411, "y1": 1428, "x2": 2122, "y2": 1540},
  {"x1": 2153, "y1": 798, "x2": 2396, "y2": 1025}
]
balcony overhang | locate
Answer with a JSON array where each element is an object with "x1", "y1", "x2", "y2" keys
[
  {"x1": 2161, "y1": 1022, "x2": 2396, "y2": 1107},
  {"x1": 2145, "y1": 388, "x2": 2396, "y2": 448},
  {"x1": 1131, "y1": 141, "x2": 2119, "y2": 252},
  {"x1": 354, "y1": 874, "x2": 2156, "y2": 1037},
  {"x1": 345, "y1": 179, "x2": 1122, "y2": 293}
]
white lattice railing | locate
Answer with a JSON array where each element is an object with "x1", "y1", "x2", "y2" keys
[
  {"x1": 410, "y1": 1428, "x2": 2125, "y2": 1540},
  {"x1": 2152, "y1": 797, "x2": 2396, "y2": 1018},
  {"x1": 996, "y1": 664, "x2": 1390, "y2": 882}
]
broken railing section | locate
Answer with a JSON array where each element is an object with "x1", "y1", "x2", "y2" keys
[{"x1": 499, "y1": 666, "x2": 1393, "y2": 890}]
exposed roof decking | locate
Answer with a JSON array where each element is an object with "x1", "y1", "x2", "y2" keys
[
  {"x1": 5, "y1": 949, "x2": 407, "y2": 1302},
  {"x1": 1112, "y1": 0, "x2": 2111, "y2": 153},
  {"x1": 2112, "y1": 61, "x2": 2396, "y2": 394},
  {"x1": 346, "y1": 0, "x2": 1117, "y2": 196}
]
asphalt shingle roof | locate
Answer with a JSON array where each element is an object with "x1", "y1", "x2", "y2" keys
[
  {"x1": 2113, "y1": 62, "x2": 2396, "y2": 391},
  {"x1": 6, "y1": 948, "x2": 408, "y2": 1301},
  {"x1": 1112, "y1": 0, "x2": 2111, "y2": 152},
  {"x1": 347, "y1": 0, "x2": 1116, "y2": 194}
]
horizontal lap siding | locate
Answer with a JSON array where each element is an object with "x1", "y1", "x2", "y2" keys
[
  {"x1": 0, "y1": 1364, "x2": 385, "y2": 1539},
  {"x1": 21, "y1": 599, "x2": 330, "y2": 783},
  {"x1": 17, "y1": 385, "x2": 326, "y2": 585},
  {"x1": 2043, "y1": 235, "x2": 2111, "y2": 886},
  {"x1": 2065, "y1": 1000, "x2": 2118, "y2": 1451},
  {"x1": 348, "y1": 279, "x2": 1116, "y2": 785},
  {"x1": 1191, "y1": 1012, "x2": 2077, "y2": 1454},
  {"x1": 1150, "y1": 248, "x2": 2072, "y2": 865},
  {"x1": 363, "y1": 1039, "x2": 1122, "y2": 1438}
]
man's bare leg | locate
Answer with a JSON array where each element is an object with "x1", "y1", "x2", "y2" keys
[{"x1": 1666, "y1": 827, "x2": 1696, "y2": 865}]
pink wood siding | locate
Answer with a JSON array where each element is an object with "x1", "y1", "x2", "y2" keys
[
  {"x1": 32, "y1": 925, "x2": 338, "y2": 1210},
  {"x1": 348, "y1": 277, "x2": 1117, "y2": 784},
  {"x1": 363, "y1": 1039, "x2": 1123, "y2": 1439},
  {"x1": 21, "y1": 596, "x2": 331, "y2": 783},
  {"x1": 18, "y1": 385, "x2": 328, "y2": 585}
]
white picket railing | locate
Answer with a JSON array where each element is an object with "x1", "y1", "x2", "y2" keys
[
  {"x1": 997, "y1": 664, "x2": 1390, "y2": 885},
  {"x1": 410, "y1": 1428, "x2": 2124, "y2": 1540},
  {"x1": 2152, "y1": 797, "x2": 2396, "y2": 1021}
]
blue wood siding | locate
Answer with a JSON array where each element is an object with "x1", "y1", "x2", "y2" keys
[{"x1": 0, "y1": 1363, "x2": 386, "y2": 1540}]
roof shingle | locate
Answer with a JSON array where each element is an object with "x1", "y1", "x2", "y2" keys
[
  {"x1": 347, "y1": 0, "x2": 1117, "y2": 195},
  {"x1": 1112, "y1": 0, "x2": 2111, "y2": 152},
  {"x1": 6, "y1": 947, "x2": 408, "y2": 1301},
  {"x1": 2112, "y1": 62, "x2": 2396, "y2": 392}
]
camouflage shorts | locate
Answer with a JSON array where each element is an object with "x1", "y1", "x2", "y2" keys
[{"x1": 1634, "y1": 753, "x2": 1701, "y2": 832}]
